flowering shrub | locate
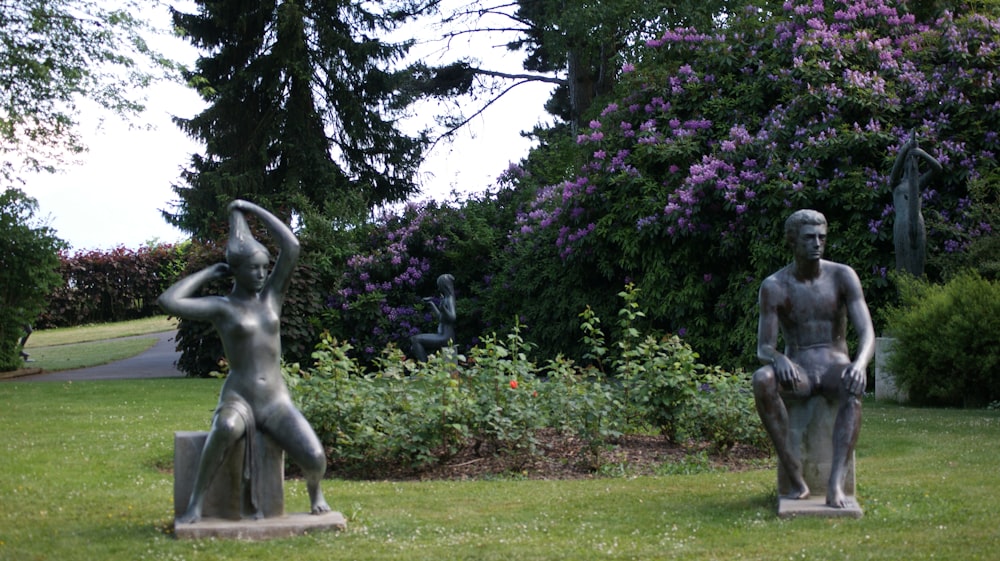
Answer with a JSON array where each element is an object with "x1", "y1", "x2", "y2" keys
[
  {"x1": 289, "y1": 288, "x2": 765, "y2": 475},
  {"x1": 503, "y1": 0, "x2": 1000, "y2": 366},
  {"x1": 320, "y1": 195, "x2": 513, "y2": 364}
]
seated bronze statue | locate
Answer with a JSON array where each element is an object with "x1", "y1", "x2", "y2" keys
[
  {"x1": 409, "y1": 274, "x2": 456, "y2": 362},
  {"x1": 751, "y1": 209, "x2": 875, "y2": 509},
  {"x1": 158, "y1": 200, "x2": 330, "y2": 523}
]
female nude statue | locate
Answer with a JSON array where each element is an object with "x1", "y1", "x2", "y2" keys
[
  {"x1": 888, "y1": 133, "x2": 942, "y2": 277},
  {"x1": 409, "y1": 273, "x2": 457, "y2": 361},
  {"x1": 158, "y1": 199, "x2": 329, "y2": 523}
]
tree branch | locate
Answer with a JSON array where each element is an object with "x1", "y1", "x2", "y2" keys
[
  {"x1": 468, "y1": 66, "x2": 565, "y2": 85},
  {"x1": 441, "y1": 26, "x2": 529, "y2": 39},
  {"x1": 430, "y1": 77, "x2": 548, "y2": 150}
]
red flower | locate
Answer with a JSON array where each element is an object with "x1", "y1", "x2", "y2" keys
[{"x1": 509, "y1": 379, "x2": 518, "y2": 389}]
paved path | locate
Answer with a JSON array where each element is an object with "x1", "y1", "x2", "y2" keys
[{"x1": 3, "y1": 331, "x2": 185, "y2": 382}]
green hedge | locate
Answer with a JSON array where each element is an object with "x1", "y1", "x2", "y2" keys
[{"x1": 886, "y1": 272, "x2": 1000, "y2": 407}]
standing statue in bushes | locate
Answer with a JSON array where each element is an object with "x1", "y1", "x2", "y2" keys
[
  {"x1": 889, "y1": 132, "x2": 942, "y2": 277},
  {"x1": 19, "y1": 324, "x2": 32, "y2": 361},
  {"x1": 410, "y1": 273, "x2": 457, "y2": 361},
  {"x1": 158, "y1": 200, "x2": 330, "y2": 524},
  {"x1": 752, "y1": 209, "x2": 875, "y2": 510}
]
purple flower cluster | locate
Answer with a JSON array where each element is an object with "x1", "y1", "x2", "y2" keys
[
  {"x1": 508, "y1": 0, "x2": 1000, "y2": 280},
  {"x1": 555, "y1": 223, "x2": 596, "y2": 259},
  {"x1": 327, "y1": 201, "x2": 457, "y2": 359},
  {"x1": 646, "y1": 27, "x2": 717, "y2": 48}
]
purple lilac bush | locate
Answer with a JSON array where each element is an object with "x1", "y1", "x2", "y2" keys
[
  {"x1": 322, "y1": 197, "x2": 505, "y2": 363},
  {"x1": 504, "y1": 0, "x2": 1000, "y2": 365}
]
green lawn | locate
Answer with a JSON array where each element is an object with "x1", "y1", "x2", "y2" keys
[
  {"x1": 2, "y1": 317, "x2": 177, "y2": 377},
  {"x1": 24, "y1": 317, "x2": 177, "y2": 348},
  {"x1": 0, "y1": 378, "x2": 997, "y2": 560}
]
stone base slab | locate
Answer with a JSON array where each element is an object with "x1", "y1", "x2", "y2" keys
[
  {"x1": 174, "y1": 511, "x2": 347, "y2": 540},
  {"x1": 174, "y1": 430, "x2": 285, "y2": 520},
  {"x1": 776, "y1": 395, "x2": 855, "y2": 497},
  {"x1": 778, "y1": 496, "x2": 863, "y2": 519}
]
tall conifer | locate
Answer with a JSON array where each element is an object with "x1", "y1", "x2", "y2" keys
[{"x1": 166, "y1": 0, "x2": 433, "y2": 237}]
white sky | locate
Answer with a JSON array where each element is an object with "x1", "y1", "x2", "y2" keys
[{"x1": 18, "y1": 2, "x2": 554, "y2": 251}]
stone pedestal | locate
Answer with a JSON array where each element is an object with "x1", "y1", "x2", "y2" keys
[
  {"x1": 173, "y1": 431, "x2": 346, "y2": 539},
  {"x1": 175, "y1": 511, "x2": 348, "y2": 540},
  {"x1": 174, "y1": 431, "x2": 285, "y2": 520},
  {"x1": 776, "y1": 395, "x2": 863, "y2": 519}
]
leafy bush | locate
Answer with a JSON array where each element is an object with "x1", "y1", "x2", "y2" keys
[
  {"x1": 38, "y1": 243, "x2": 183, "y2": 328},
  {"x1": 0, "y1": 189, "x2": 65, "y2": 370},
  {"x1": 886, "y1": 272, "x2": 1000, "y2": 407},
  {"x1": 678, "y1": 368, "x2": 769, "y2": 454},
  {"x1": 586, "y1": 285, "x2": 765, "y2": 450},
  {"x1": 537, "y1": 355, "x2": 622, "y2": 468},
  {"x1": 288, "y1": 340, "x2": 461, "y2": 472},
  {"x1": 288, "y1": 288, "x2": 766, "y2": 475},
  {"x1": 289, "y1": 327, "x2": 548, "y2": 475}
]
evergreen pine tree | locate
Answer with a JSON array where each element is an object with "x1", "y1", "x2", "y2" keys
[{"x1": 165, "y1": 0, "x2": 432, "y2": 237}]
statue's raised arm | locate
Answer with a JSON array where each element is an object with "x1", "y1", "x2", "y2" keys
[
  {"x1": 226, "y1": 199, "x2": 300, "y2": 299},
  {"x1": 888, "y1": 134, "x2": 942, "y2": 276}
]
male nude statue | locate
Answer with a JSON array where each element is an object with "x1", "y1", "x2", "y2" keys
[{"x1": 751, "y1": 209, "x2": 875, "y2": 508}]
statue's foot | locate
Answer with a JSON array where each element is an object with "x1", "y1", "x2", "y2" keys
[
  {"x1": 826, "y1": 487, "x2": 849, "y2": 508},
  {"x1": 781, "y1": 480, "x2": 810, "y2": 500},
  {"x1": 175, "y1": 508, "x2": 202, "y2": 525},
  {"x1": 309, "y1": 486, "x2": 331, "y2": 515},
  {"x1": 311, "y1": 499, "x2": 331, "y2": 515}
]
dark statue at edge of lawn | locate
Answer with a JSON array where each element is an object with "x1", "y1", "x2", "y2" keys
[{"x1": 751, "y1": 209, "x2": 875, "y2": 513}]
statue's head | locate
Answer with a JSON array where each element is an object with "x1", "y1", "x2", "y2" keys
[
  {"x1": 784, "y1": 209, "x2": 827, "y2": 248},
  {"x1": 437, "y1": 273, "x2": 455, "y2": 296},
  {"x1": 226, "y1": 209, "x2": 271, "y2": 291}
]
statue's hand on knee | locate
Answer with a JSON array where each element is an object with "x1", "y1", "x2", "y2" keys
[
  {"x1": 841, "y1": 362, "x2": 866, "y2": 396},
  {"x1": 773, "y1": 355, "x2": 809, "y2": 398}
]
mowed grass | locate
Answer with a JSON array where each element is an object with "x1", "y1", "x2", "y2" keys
[
  {"x1": 25, "y1": 316, "x2": 177, "y2": 347},
  {"x1": 0, "y1": 377, "x2": 997, "y2": 561},
  {"x1": 18, "y1": 337, "x2": 160, "y2": 373},
  {"x1": 4, "y1": 317, "x2": 177, "y2": 375}
]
